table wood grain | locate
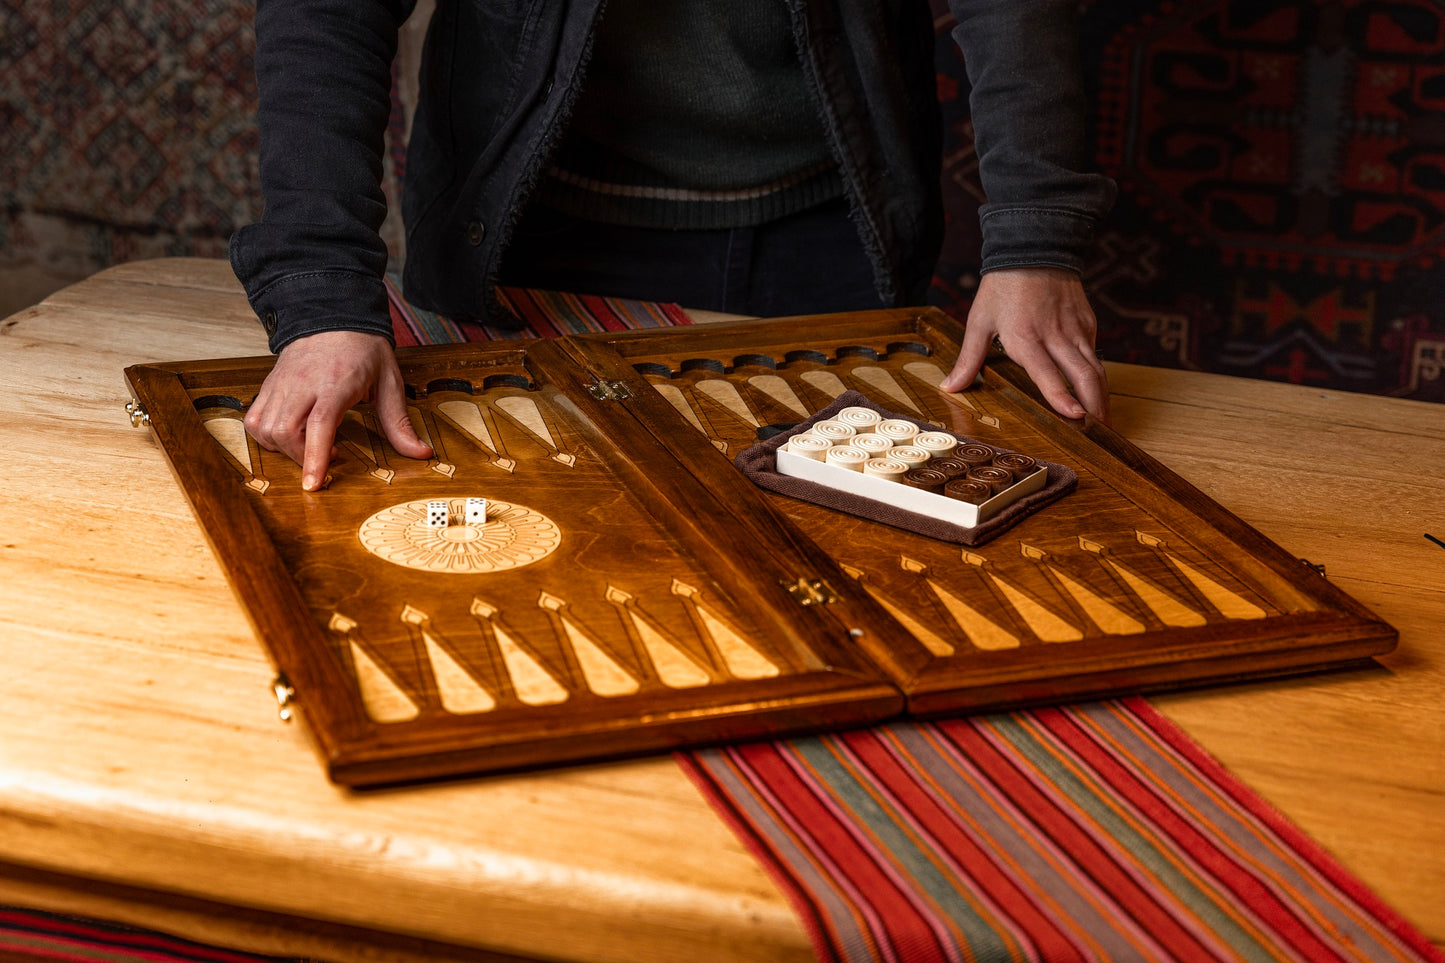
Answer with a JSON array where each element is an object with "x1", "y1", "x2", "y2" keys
[{"x1": 1, "y1": 258, "x2": 1440, "y2": 960}]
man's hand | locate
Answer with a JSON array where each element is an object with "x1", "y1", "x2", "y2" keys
[
  {"x1": 939, "y1": 267, "x2": 1109, "y2": 422},
  {"x1": 244, "y1": 330, "x2": 434, "y2": 490}
]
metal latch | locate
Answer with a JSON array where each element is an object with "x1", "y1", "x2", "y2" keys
[
  {"x1": 586, "y1": 379, "x2": 632, "y2": 401},
  {"x1": 782, "y1": 577, "x2": 839, "y2": 606},
  {"x1": 272, "y1": 675, "x2": 296, "y2": 722},
  {"x1": 124, "y1": 399, "x2": 150, "y2": 426},
  {"x1": 1300, "y1": 558, "x2": 1327, "y2": 576}
]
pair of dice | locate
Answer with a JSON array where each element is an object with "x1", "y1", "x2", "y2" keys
[{"x1": 427, "y1": 498, "x2": 486, "y2": 528}]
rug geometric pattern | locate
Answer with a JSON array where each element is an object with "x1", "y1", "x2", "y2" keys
[
  {"x1": 4, "y1": 0, "x2": 1442, "y2": 402},
  {"x1": 930, "y1": 0, "x2": 1445, "y2": 402},
  {"x1": 0, "y1": 1, "x2": 261, "y2": 278},
  {"x1": 0, "y1": 0, "x2": 411, "y2": 287}
]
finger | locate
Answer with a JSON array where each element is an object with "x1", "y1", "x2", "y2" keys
[
  {"x1": 243, "y1": 382, "x2": 310, "y2": 462},
  {"x1": 374, "y1": 369, "x2": 433, "y2": 460},
  {"x1": 1004, "y1": 337, "x2": 1087, "y2": 420},
  {"x1": 1054, "y1": 347, "x2": 1110, "y2": 422},
  {"x1": 249, "y1": 407, "x2": 311, "y2": 467},
  {"x1": 940, "y1": 318, "x2": 995, "y2": 393},
  {"x1": 301, "y1": 406, "x2": 345, "y2": 491},
  {"x1": 242, "y1": 387, "x2": 285, "y2": 452},
  {"x1": 242, "y1": 406, "x2": 276, "y2": 451}
]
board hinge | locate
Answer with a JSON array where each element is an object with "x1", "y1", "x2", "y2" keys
[
  {"x1": 586, "y1": 378, "x2": 632, "y2": 402},
  {"x1": 782, "y1": 577, "x2": 839, "y2": 606},
  {"x1": 124, "y1": 399, "x2": 150, "y2": 426},
  {"x1": 272, "y1": 674, "x2": 296, "y2": 723}
]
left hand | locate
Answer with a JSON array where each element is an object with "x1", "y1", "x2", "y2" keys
[{"x1": 939, "y1": 266, "x2": 1109, "y2": 423}]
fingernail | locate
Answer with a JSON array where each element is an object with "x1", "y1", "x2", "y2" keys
[{"x1": 302, "y1": 473, "x2": 318, "y2": 490}]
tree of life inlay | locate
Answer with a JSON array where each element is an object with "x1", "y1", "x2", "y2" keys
[{"x1": 358, "y1": 498, "x2": 562, "y2": 573}]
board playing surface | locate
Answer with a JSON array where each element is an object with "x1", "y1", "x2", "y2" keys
[{"x1": 124, "y1": 307, "x2": 1395, "y2": 785}]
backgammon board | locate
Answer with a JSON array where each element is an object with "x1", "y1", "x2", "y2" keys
[{"x1": 123, "y1": 308, "x2": 1395, "y2": 786}]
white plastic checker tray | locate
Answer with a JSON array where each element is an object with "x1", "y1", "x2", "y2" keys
[{"x1": 774, "y1": 447, "x2": 1048, "y2": 528}]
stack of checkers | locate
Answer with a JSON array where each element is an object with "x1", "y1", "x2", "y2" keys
[{"x1": 784, "y1": 406, "x2": 1038, "y2": 505}]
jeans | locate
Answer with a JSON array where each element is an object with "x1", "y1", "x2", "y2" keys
[{"x1": 497, "y1": 196, "x2": 887, "y2": 316}]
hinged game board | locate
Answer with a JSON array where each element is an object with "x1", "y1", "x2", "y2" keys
[{"x1": 124, "y1": 308, "x2": 1395, "y2": 786}]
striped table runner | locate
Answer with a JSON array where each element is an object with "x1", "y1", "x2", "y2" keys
[
  {"x1": 5, "y1": 287, "x2": 1437, "y2": 963},
  {"x1": 680, "y1": 702, "x2": 1441, "y2": 963},
  {"x1": 388, "y1": 284, "x2": 694, "y2": 345},
  {"x1": 0, "y1": 907, "x2": 291, "y2": 962}
]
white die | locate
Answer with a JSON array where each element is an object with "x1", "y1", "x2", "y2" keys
[
  {"x1": 465, "y1": 497, "x2": 488, "y2": 526},
  {"x1": 426, "y1": 500, "x2": 449, "y2": 528}
]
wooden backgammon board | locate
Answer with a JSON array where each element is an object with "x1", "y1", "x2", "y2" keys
[{"x1": 123, "y1": 308, "x2": 1396, "y2": 786}]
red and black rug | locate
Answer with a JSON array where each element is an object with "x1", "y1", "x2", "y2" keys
[{"x1": 931, "y1": 0, "x2": 1445, "y2": 402}]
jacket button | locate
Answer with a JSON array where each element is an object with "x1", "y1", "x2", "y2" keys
[
  {"x1": 466, "y1": 220, "x2": 485, "y2": 245},
  {"x1": 262, "y1": 310, "x2": 277, "y2": 335}
]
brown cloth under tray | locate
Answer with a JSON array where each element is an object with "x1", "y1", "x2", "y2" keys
[{"x1": 734, "y1": 391, "x2": 1077, "y2": 546}]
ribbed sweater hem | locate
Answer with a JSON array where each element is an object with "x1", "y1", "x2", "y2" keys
[{"x1": 533, "y1": 161, "x2": 846, "y2": 230}]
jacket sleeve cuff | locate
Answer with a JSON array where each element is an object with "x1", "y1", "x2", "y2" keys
[
  {"x1": 244, "y1": 269, "x2": 394, "y2": 354},
  {"x1": 977, "y1": 205, "x2": 1105, "y2": 276}
]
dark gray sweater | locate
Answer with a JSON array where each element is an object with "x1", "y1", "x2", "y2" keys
[{"x1": 534, "y1": 0, "x2": 844, "y2": 229}]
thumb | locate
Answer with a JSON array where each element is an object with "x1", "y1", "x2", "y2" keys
[
  {"x1": 940, "y1": 348, "x2": 984, "y2": 394},
  {"x1": 940, "y1": 322, "x2": 993, "y2": 393}
]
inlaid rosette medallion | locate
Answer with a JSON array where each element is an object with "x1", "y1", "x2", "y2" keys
[{"x1": 358, "y1": 499, "x2": 561, "y2": 573}]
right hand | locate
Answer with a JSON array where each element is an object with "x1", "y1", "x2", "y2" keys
[
  {"x1": 244, "y1": 330, "x2": 434, "y2": 490},
  {"x1": 939, "y1": 267, "x2": 1110, "y2": 423}
]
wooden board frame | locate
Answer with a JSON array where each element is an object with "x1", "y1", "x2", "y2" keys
[{"x1": 124, "y1": 308, "x2": 1395, "y2": 785}]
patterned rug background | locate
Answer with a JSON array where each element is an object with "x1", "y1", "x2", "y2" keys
[
  {"x1": 932, "y1": 0, "x2": 1445, "y2": 401},
  {"x1": 4, "y1": 0, "x2": 1443, "y2": 401}
]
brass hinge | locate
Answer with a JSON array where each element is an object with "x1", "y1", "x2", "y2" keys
[
  {"x1": 124, "y1": 399, "x2": 150, "y2": 427},
  {"x1": 782, "y1": 577, "x2": 839, "y2": 606},
  {"x1": 272, "y1": 674, "x2": 296, "y2": 723},
  {"x1": 586, "y1": 379, "x2": 632, "y2": 401},
  {"x1": 1301, "y1": 558, "x2": 1327, "y2": 577}
]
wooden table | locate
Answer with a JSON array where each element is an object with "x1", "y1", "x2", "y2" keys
[{"x1": 2, "y1": 258, "x2": 1440, "y2": 961}]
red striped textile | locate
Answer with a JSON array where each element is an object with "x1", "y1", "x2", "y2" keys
[
  {"x1": 0, "y1": 907, "x2": 292, "y2": 962},
  {"x1": 680, "y1": 700, "x2": 1444, "y2": 963},
  {"x1": 385, "y1": 278, "x2": 692, "y2": 346}
]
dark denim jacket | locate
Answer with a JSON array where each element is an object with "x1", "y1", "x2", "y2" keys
[{"x1": 230, "y1": 0, "x2": 1115, "y2": 353}]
